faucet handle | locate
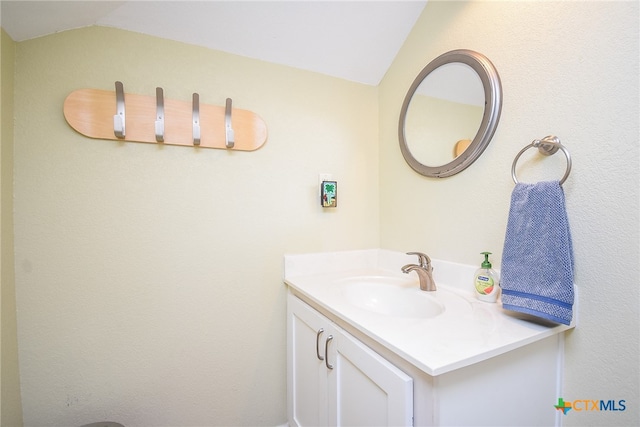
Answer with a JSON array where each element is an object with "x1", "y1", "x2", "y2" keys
[{"x1": 407, "y1": 252, "x2": 432, "y2": 269}]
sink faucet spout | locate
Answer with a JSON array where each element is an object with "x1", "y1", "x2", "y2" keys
[{"x1": 402, "y1": 252, "x2": 436, "y2": 291}]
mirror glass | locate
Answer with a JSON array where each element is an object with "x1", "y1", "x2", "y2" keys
[
  {"x1": 404, "y1": 63, "x2": 484, "y2": 166},
  {"x1": 399, "y1": 50, "x2": 502, "y2": 178}
]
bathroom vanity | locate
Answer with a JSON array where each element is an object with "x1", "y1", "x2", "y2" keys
[{"x1": 284, "y1": 249, "x2": 576, "y2": 427}]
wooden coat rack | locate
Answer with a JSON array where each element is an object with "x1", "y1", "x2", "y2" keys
[{"x1": 63, "y1": 82, "x2": 268, "y2": 151}]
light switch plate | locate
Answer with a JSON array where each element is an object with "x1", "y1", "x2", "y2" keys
[
  {"x1": 319, "y1": 174, "x2": 337, "y2": 208},
  {"x1": 320, "y1": 179, "x2": 338, "y2": 208}
]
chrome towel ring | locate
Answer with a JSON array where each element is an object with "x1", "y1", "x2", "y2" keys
[{"x1": 511, "y1": 135, "x2": 572, "y2": 185}]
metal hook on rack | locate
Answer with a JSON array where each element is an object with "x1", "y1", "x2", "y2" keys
[
  {"x1": 113, "y1": 81, "x2": 125, "y2": 138},
  {"x1": 192, "y1": 93, "x2": 201, "y2": 145},
  {"x1": 225, "y1": 98, "x2": 235, "y2": 149},
  {"x1": 155, "y1": 87, "x2": 165, "y2": 142},
  {"x1": 511, "y1": 135, "x2": 572, "y2": 185}
]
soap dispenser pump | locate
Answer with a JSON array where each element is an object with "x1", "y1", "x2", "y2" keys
[{"x1": 474, "y1": 252, "x2": 500, "y2": 302}]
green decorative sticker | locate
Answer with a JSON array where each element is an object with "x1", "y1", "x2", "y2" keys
[{"x1": 321, "y1": 181, "x2": 337, "y2": 208}]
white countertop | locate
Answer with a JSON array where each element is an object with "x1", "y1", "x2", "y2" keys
[{"x1": 284, "y1": 249, "x2": 576, "y2": 376}]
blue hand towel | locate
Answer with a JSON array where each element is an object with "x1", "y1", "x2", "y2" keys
[{"x1": 500, "y1": 180, "x2": 574, "y2": 325}]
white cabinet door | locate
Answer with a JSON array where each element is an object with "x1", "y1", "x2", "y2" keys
[
  {"x1": 288, "y1": 294, "x2": 331, "y2": 426},
  {"x1": 288, "y1": 294, "x2": 414, "y2": 427},
  {"x1": 330, "y1": 329, "x2": 413, "y2": 427}
]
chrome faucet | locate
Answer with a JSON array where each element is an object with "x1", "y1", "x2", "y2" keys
[{"x1": 402, "y1": 252, "x2": 436, "y2": 291}]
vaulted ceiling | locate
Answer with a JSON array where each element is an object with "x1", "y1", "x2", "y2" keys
[{"x1": 1, "y1": 1, "x2": 427, "y2": 85}]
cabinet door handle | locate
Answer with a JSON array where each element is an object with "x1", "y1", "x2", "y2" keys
[
  {"x1": 325, "y1": 335, "x2": 334, "y2": 370},
  {"x1": 316, "y1": 328, "x2": 325, "y2": 361}
]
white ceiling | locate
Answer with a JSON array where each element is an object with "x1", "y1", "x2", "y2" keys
[{"x1": 0, "y1": 0, "x2": 427, "y2": 85}]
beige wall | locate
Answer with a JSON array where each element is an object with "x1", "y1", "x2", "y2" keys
[
  {"x1": 380, "y1": 1, "x2": 639, "y2": 426},
  {"x1": 12, "y1": 26, "x2": 378, "y2": 425},
  {"x1": 1, "y1": 27, "x2": 24, "y2": 427},
  {"x1": 5, "y1": 1, "x2": 639, "y2": 426}
]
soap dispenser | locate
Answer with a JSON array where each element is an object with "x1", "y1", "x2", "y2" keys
[{"x1": 474, "y1": 252, "x2": 500, "y2": 302}]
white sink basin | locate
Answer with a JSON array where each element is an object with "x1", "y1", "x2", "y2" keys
[{"x1": 337, "y1": 276, "x2": 445, "y2": 319}]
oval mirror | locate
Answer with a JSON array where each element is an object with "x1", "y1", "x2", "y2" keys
[{"x1": 398, "y1": 49, "x2": 502, "y2": 177}]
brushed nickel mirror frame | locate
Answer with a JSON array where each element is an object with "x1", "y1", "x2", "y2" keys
[{"x1": 398, "y1": 49, "x2": 502, "y2": 178}]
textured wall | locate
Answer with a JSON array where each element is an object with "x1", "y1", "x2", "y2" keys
[
  {"x1": 2, "y1": 27, "x2": 24, "y2": 427},
  {"x1": 380, "y1": 1, "x2": 639, "y2": 426},
  {"x1": 10, "y1": 2, "x2": 640, "y2": 426},
  {"x1": 13, "y1": 27, "x2": 379, "y2": 426}
]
